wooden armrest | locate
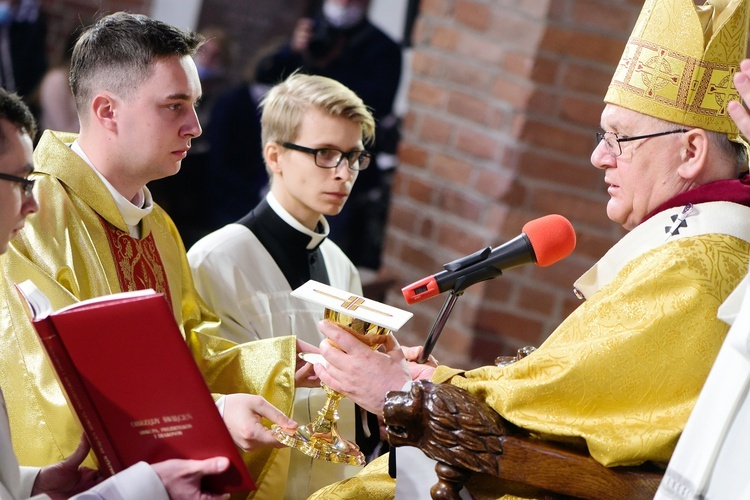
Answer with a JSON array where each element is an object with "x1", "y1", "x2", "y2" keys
[{"x1": 384, "y1": 380, "x2": 662, "y2": 500}]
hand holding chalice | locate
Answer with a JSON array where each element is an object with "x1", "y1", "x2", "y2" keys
[{"x1": 271, "y1": 280, "x2": 412, "y2": 466}]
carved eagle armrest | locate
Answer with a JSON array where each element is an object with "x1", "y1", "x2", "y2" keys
[{"x1": 384, "y1": 380, "x2": 663, "y2": 500}]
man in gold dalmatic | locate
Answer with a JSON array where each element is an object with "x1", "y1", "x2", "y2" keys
[
  {"x1": 309, "y1": 0, "x2": 750, "y2": 497},
  {"x1": 0, "y1": 12, "x2": 304, "y2": 499}
]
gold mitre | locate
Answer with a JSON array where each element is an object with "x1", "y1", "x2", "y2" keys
[{"x1": 605, "y1": 0, "x2": 750, "y2": 140}]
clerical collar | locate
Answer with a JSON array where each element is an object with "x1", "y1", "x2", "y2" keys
[
  {"x1": 266, "y1": 192, "x2": 329, "y2": 250},
  {"x1": 70, "y1": 140, "x2": 154, "y2": 237},
  {"x1": 643, "y1": 173, "x2": 750, "y2": 223}
]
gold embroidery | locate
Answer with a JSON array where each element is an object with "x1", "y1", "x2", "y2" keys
[{"x1": 99, "y1": 218, "x2": 172, "y2": 304}]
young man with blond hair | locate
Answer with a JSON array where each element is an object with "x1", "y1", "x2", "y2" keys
[{"x1": 189, "y1": 72, "x2": 377, "y2": 498}]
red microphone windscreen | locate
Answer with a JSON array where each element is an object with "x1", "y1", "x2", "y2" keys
[{"x1": 522, "y1": 214, "x2": 576, "y2": 267}]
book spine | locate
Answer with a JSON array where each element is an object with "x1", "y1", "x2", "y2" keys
[{"x1": 35, "y1": 318, "x2": 123, "y2": 475}]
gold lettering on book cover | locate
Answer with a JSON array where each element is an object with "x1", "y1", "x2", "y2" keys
[{"x1": 99, "y1": 218, "x2": 172, "y2": 304}]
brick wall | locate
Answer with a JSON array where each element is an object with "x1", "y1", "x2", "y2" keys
[{"x1": 384, "y1": 0, "x2": 645, "y2": 368}]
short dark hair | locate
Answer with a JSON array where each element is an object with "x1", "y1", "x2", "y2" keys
[
  {"x1": 0, "y1": 88, "x2": 37, "y2": 151},
  {"x1": 69, "y1": 12, "x2": 204, "y2": 116}
]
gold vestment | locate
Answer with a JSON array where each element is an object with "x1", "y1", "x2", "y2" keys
[
  {"x1": 311, "y1": 202, "x2": 750, "y2": 499},
  {"x1": 0, "y1": 130, "x2": 295, "y2": 497}
]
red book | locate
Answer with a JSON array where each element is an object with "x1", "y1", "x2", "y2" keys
[{"x1": 14, "y1": 280, "x2": 255, "y2": 495}]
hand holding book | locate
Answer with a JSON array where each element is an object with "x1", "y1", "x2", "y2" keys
[{"x1": 15, "y1": 280, "x2": 256, "y2": 495}]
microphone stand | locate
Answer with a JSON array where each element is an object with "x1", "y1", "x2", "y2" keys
[{"x1": 416, "y1": 290, "x2": 462, "y2": 364}]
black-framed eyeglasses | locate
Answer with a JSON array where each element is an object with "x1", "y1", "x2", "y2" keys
[
  {"x1": 595, "y1": 129, "x2": 688, "y2": 157},
  {"x1": 281, "y1": 142, "x2": 372, "y2": 171},
  {"x1": 0, "y1": 172, "x2": 35, "y2": 197}
]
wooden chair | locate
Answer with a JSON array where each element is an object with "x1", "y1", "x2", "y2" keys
[{"x1": 383, "y1": 380, "x2": 663, "y2": 500}]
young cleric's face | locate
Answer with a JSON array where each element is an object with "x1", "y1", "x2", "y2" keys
[{"x1": 268, "y1": 106, "x2": 363, "y2": 230}]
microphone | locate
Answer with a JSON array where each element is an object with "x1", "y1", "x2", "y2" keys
[{"x1": 401, "y1": 214, "x2": 576, "y2": 305}]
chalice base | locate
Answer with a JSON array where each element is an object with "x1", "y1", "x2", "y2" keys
[{"x1": 271, "y1": 418, "x2": 365, "y2": 466}]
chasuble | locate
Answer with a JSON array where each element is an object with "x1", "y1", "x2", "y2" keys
[{"x1": 0, "y1": 130, "x2": 295, "y2": 497}]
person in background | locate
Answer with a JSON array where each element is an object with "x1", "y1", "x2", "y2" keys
[
  {"x1": 0, "y1": 86, "x2": 235, "y2": 500},
  {"x1": 188, "y1": 72, "x2": 378, "y2": 499},
  {"x1": 0, "y1": 12, "x2": 304, "y2": 498},
  {"x1": 148, "y1": 26, "x2": 233, "y2": 248},
  {"x1": 256, "y1": 0, "x2": 402, "y2": 270},
  {"x1": 308, "y1": 0, "x2": 750, "y2": 497},
  {"x1": 200, "y1": 45, "x2": 282, "y2": 229},
  {"x1": 0, "y1": 0, "x2": 46, "y2": 125},
  {"x1": 38, "y1": 26, "x2": 80, "y2": 134}
]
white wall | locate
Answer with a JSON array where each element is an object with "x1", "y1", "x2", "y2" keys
[
  {"x1": 150, "y1": 0, "x2": 202, "y2": 30},
  {"x1": 369, "y1": 0, "x2": 408, "y2": 43},
  {"x1": 369, "y1": 0, "x2": 412, "y2": 117}
]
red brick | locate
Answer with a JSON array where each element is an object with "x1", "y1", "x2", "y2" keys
[
  {"x1": 419, "y1": 0, "x2": 452, "y2": 17},
  {"x1": 457, "y1": 30, "x2": 505, "y2": 65},
  {"x1": 399, "y1": 240, "x2": 444, "y2": 276},
  {"x1": 473, "y1": 168, "x2": 514, "y2": 200},
  {"x1": 540, "y1": 27, "x2": 628, "y2": 65},
  {"x1": 562, "y1": 61, "x2": 618, "y2": 96},
  {"x1": 517, "y1": 0, "x2": 555, "y2": 19},
  {"x1": 571, "y1": 0, "x2": 641, "y2": 36},
  {"x1": 491, "y1": 76, "x2": 534, "y2": 110},
  {"x1": 473, "y1": 307, "x2": 544, "y2": 345},
  {"x1": 447, "y1": 90, "x2": 494, "y2": 126},
  {"x1": 515, "y1": 118, "x2": 593, "y2": 157},
  {"x1": 436, "y1": 188, "x2": 484, "y2": 221},
  {"x1": 411, "y1": 51, "x2": 444, "y2": 78},
  {"x1": 455, "y1": 0, "x2": 492, "y2": 32},
  {"x1": 528, "y1": 256, "x2": 590, "y2": 289},
  {"x1": 387, "y1": 203, "x2": 420, "y2": 234},
  {"x1": 530, "y1": 55, "x2": 562, "y2": 85},
  {"x1": 518, "y1": 285, "x2": 556, "y2": 316},
  {"x1": 531, "y1": 187, "x2": 610, "y2": 228},
  {"x1": 455, "y1": 126, "x2": 500, "y2": 160},
  {"x1": 560, "y1": 95, "x2": 606, "y2": 127},
  {"x1": 444, "y1": 60, "x2": 494, "y2": 91},
  {"x1": 431, "y1": 25, "x2": 461, "y2": 51},
  {"x1": 525, "y1": 88, "x2": 561, "y2": 117},
  {"x1": 420, "y1": 114, "x2": 454, "y2": 144},
  {"x1": 431, "y1": 153, "x2": 473, "y2": 185},
  {"x1": 488, "y1": 12, "x2": 545, "y2": 50},
  {"x1": 398, "y1": 172, "x2": 435, "y2": 205},
  {"x1": 436, "y1": 222, "x2": 488, "y2": 255},
  {"x1": 408, "y1": 80, "x2": 448, "y2": 108},
  {"x1": 397, "y1": 142, "x2": 429, "y2": 169},
  {"x1": 516, "y1": 150, "x2": 601, "y2": 191},
  {"x1": 573, "y1": 227, "x2": 622, "y2": 261},
  {"x1": 482, "y1": 278, "x2": 513, "y2": 303}
]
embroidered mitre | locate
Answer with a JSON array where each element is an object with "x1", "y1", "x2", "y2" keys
[{"x1": 605, "y1": 0, "x2": 750, "y2": 141}]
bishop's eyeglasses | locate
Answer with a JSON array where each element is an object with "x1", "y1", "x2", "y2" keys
[
  {"x1": 282, "y1": 142, "x2": 372, "y2": 171},
  {"x1": 595, "y1": 129, "x2": 688, "y2": 157}
]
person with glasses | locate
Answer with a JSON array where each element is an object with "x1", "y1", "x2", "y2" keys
[
  {"x1": 188, "y1": 72, "x2": 377, "y2": 499},
  {"x1": 307, "y1": 0, "x2": 750, "y2": 498},
  {"x1": 0, "y1": 86, "x2": 248, "y2": 500},
  {"x1": 255, "y1": 0, "x2": 403, "y2": 271},
  {"x1": 0, "y1": 12, "x2": 302, "y2": 497}
]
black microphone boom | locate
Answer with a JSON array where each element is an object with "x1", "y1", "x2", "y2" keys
[{"x1": 402, "y1": 234, "x2": 535, "y2": 305}]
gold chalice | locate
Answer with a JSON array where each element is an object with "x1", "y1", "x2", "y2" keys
[{"x1": 271, "y1": 280, "x2": 412, "y2": 466}]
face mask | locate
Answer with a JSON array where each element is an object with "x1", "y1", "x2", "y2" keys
[
  {"x1": 0, "y1": 2, "x2": 13, "y2": 25},
  {"x1": 323, "y1": 2, "x2": 366, "y2": 29}
]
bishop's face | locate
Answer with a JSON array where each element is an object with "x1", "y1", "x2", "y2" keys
[{"x1": 591, "y1": 105, "x2": 689, "y2": 230}]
